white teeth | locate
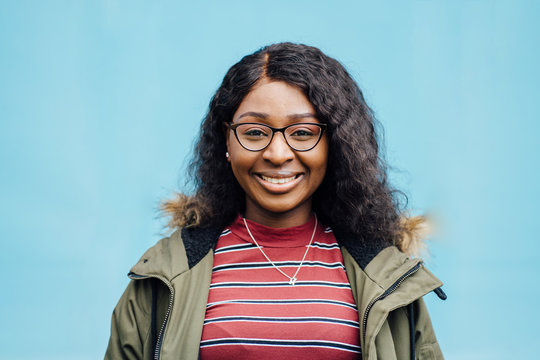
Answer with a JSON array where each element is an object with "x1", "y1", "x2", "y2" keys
[{"x1": 261, "y1": 175, "x2": 296, "y2": 184}]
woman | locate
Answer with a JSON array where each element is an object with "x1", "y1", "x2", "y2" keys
[{"x1": 106, "y1": 42, "x2": 446, "y2": 360}]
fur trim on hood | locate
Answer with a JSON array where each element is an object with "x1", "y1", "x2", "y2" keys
[{"x1": 395, "y1": 215, "x2": 432, "y2": 257}]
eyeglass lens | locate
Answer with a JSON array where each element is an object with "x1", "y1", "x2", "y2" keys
[{"x1": 235, "y1": 123, "x2": 323, "y2": 151}]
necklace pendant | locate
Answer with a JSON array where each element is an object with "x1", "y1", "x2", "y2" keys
[{"x1": 289, "y1": 277, "x2": 297, "y2": 286}]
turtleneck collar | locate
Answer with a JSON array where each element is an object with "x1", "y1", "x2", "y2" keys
[{"x1": 228, "y1": 213, "x2": 319, "y2": 248}]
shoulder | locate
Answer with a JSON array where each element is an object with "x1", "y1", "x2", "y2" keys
[
  {"x1": 129, "y1": 230, "x2": 189, "y2": 281},
  {"x1": 129, "y1": 226, "x2": 222, "y2": 280},
  {"x1": 343, "y1": 245, "x2": 443, "y2": 296}
]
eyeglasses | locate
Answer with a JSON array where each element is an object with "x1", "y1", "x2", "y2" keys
[{"x1": 226, "y1": 122, "x2": 327, "y2": 152}]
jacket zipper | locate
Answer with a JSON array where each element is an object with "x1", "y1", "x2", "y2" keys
[
  {"x1": 362, "y1": 261, "x2": 423, "y2": 345},
  {"x1": 128, "y1": 273, "x2": 174, "y2": 360}
]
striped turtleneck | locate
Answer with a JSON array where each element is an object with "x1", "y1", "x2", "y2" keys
[{"x1": 200, "y1": 214, "x2": 361, "y2": 359}]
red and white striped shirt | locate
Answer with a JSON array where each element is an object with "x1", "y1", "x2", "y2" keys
[{"x1": 200, "y1": 214, "x2": 361, "y2": 359}]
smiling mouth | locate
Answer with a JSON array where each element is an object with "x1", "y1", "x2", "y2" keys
[
  {"x1": 254, "y1": 173, "x2": 304, "y2": 193},
  {"x1": 260, "y1": 175, "x2": 298, "y2": 184}
]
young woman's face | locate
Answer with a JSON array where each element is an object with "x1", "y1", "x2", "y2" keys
[{"x1": 226, "y1": 79, "x2": 329, "y2": 226}]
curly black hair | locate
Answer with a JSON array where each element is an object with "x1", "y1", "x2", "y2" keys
[{"x1": 163, "y1": 42, "x2": 406, "y2": 249}]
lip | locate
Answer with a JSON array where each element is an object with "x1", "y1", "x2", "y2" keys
[{"x1": 253, "y1": 171, "x2": 304, "y2": 194}]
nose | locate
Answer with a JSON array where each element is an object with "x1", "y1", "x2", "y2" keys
[{"x1": 262, "y1": 132, "x2": 294, "y2": 165}]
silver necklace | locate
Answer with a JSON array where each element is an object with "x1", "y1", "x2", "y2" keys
[{"x1": 242, "y1": 215, "x2": 318, "y2": 286}]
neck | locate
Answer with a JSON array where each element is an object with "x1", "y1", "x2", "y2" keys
[{"x1": 244, "y1": 199, "x2": 313, "y2": 228}]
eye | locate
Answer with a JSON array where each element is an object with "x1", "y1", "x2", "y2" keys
[
  {"x1": 236, "y1": 124, "x2": 271, "y2": 140},
  {"x1": 244, "y1": 128, "x2": 268, "y2": 137},
  {"x1": 291, "y1": 129, "x2": 315, "y2": 137},
  {"x1": 287, "y1": 124, "x2": 320, "y2": 140}
]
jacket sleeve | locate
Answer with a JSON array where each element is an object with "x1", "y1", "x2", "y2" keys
[{"x1": 105, "y1": 279, "x2": 153, "y2": 360}]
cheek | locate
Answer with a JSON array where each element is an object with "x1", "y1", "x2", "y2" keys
[
  {"x1": 311, "y1": 158, "x2": 328, "y2": 184},
  {"x1": 229, "y1": 148, "x2": 258, "y2": 183},
  {"x1": 307, "y1": 143, "x2": 329, "y2": 181}
]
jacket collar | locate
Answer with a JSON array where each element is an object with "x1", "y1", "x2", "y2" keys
[{"x1": 179, "y1": 224, "x2": 390, "y2": 271}]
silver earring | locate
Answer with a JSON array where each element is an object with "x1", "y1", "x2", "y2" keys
[{"x1": 225, "y1": 151, "x2": 229, "y2": 158}]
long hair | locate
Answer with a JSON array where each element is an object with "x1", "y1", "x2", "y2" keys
[{"x1": 162, "y1": 42, "x2": 412, "y2": 250}]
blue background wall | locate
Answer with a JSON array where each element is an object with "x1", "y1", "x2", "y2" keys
[{"x1": 1, "y1": 1, "x2": 538, "y2": 359}]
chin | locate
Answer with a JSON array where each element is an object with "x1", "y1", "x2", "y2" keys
[{"x1": 256, "y1": 196, "x2": 309, "y2": 215}]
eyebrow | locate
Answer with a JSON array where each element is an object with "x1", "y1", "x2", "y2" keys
[
  {"x1": 288, "y1": 112, "x2": 317, "y2": 120},
  {"x1": 237, "y1": 111, "x2": 269, "y2": 120},
  {"x1": 236, "y1": 112, "x2": 317, "y2": 121}
]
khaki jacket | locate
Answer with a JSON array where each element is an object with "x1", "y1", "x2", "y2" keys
[{"x1": 106, "y1": 227, "x2": 445, "y2": 360}]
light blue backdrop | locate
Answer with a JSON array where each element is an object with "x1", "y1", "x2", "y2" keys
[{"x1": 1, "y1": 1, "x2": 538, "y2": 359}]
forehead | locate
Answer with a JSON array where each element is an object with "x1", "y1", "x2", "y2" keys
[{"x1": 233, "y1": 80, "x2": 316, "y2": 124}]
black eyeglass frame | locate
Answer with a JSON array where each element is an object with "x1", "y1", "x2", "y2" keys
[{"x1": 225, "y1": 122, "x2": 328, "y2": 152}]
